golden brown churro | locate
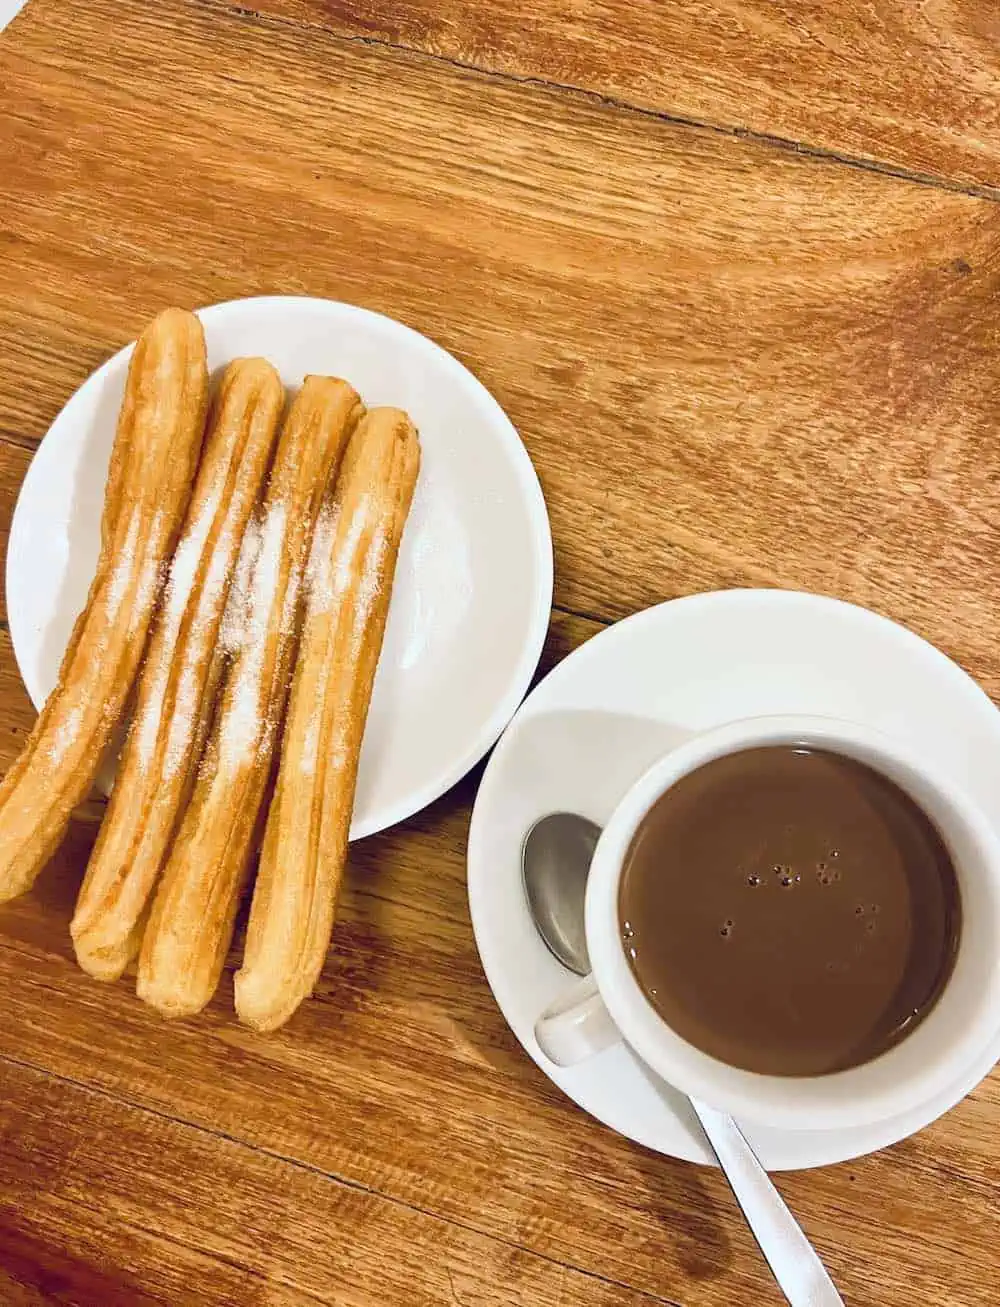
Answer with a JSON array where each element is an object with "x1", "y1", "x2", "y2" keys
[
  {"x1": 71, "y1": 359, "x2": 285, "y2": 980},
  {"x1": 235, "y1": 408, "x2": 420, "y2": 1032},
  {"x1": 0, "y1": 308, "x2": 208, "y2": 905},
  {"x1": 136, "y1": 377, "x2": 363, "y2": 1018}
]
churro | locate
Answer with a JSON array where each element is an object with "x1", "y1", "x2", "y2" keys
[
  {"x1": 235, "y1": 408, "x2": 420, "y2": 1032},
  {"x1": 136, "y1": 377, "x2": 363, "y2": 1018},
  {"x1": 71, "y1": 359, "x2": 285, "y2": 980},
  {"x1": 0, "y1": 308, "x2": 208, "y2": 905}
]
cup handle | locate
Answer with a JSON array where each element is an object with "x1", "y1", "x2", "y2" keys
[{"x1": 534, "y1": 974, "x2": 622, "y2": 1066}]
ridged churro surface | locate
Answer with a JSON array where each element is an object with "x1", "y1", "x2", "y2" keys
[
  {"x1": 235, "y1": 407, "x2": 420, "y2": 1032},
  {"x1": 136, "y1": 377, "x2": 363, "y2": 1018},
  {"x1": 0, "y1": 308, "x2": 209, "y2": 905},
  {"x1": 71, "y1": 359, "x2": 284, "y2": 979}
]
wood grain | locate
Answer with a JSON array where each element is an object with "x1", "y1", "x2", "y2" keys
[
  {"x1": 214, "y1": 0, "x2": 1000, "y2": 191},
  {"x1": 0, "y1": 1058, "x2": 669, "y2": 1307},
  {"x1": 1, "y1": 1, "x2": 1000, "y2": 1304},
  {"x1": 4, "y1": 2, "x2": 1000, "y2": 699},
  {"x1": 0, "y1": 761, "x2": 999, "y2": 1306},
  {"x1": 0, "y1": 438, "x2": 31, "y2": 624}
]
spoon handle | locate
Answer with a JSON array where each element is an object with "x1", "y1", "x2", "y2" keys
[{"x1": 691, "y1": 1099, "x2": 844, "y2": 1307}]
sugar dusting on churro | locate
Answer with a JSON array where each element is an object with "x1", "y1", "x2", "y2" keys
[
  {"x1": 304, "y1": 499, "x2": 340, "y2": 609},
  {"x1": 134, "y1": 481, "x2": 224, "y2": 773},
  {"x1": 299, "y1": 716, "x2": 320, "y2": 778},
  {"x1": 218, "y1": 502, "x2": 287, "y2": 768},
  {"x1": 0, "y1": 309, "x2": 209, "y2": 912},
  {"x1": 234, "y1": 408, "x2": 419, "y2": 1034},
  {"x1": 44, "y1": 507, "x2": 163, "y2": 773},
  {"x1": 220, "y1": 512, "x2": 261, "y2": 655},
  {"x1": 297, "y1": 494, "x2": 388, "y2": 778},
  {"x1": 306, "y1": 495, "x2": 387, "y2": 624},
  {"x1": 42, "y1": 512, "x2": 145, "y2": 769},
  {"x1": 105, "y1": 512, "x2": 143, "y2": 618},
  {"x1": 104, "y1": 510, "x2": 166, "y2": 646},
  {"x1": 46, "y1": 705, "x2": 85, "y2": 767}
]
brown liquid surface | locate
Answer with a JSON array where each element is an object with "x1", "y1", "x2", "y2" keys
[{"x1": 618, "y1": 746, "x2": 961, "y2": 1076}]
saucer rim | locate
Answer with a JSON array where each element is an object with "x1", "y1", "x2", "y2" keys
[{"x1": 467, "y1": 587, "x2": 1000, "y2": 1169}]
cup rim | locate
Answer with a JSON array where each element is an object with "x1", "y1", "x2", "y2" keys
[{"x1": 584, "y1": 713, "x2": 1000, "y2": 1131}]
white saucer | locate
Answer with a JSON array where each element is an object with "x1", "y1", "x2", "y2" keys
[
  {"x1": 467, "y1": 589, "x2": 1000, "y2": 1169},
  {"x1": 6, "y1": 297, "x2": 552, "y2": 838}
]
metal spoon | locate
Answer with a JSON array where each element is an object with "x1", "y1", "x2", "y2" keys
[{"x1": 522, "y1": 812, "x2": 844, "y2": 1307}]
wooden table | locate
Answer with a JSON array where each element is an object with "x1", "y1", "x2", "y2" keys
[{"x1": 1, "y1": 2, "x2": 999, "y2": 1303}]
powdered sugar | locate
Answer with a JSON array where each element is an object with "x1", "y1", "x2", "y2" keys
[
  {"x1": 279, "y1": 564, "x2": 301, "y2": 642},
  {"x1": 220, "y1": 514, "x2": 263, "y2": 654},
  {"x1": 306, "y1": 496, "x2": 387, "y2": 625},
  {"x1": 353, "y1": 528, "x2": 387, "y2": 623},
  {"x1": 338, "y1": 501, "x2": 389, "y2": 667},
  {"x1": 105, "y1": 512, "x2": 141, "y2": 618},
  {"x1": 134, "y1": 479, "x2": 231, "y2": 777},
  {"x1": 46, "y1": 703, "x2": 84, "y2": 767},
  {"x1": 332, "y1": 498, "x2": 369, "y2": 599},
  {"x1": 104, "y1": 510, "x2": 166, "y2": 644},
  {"x1": 134, "y1": 685, "x2": 163, "y2": 770},
  {"x1": 299, "y1": 714, "x2": 320, "y2": 777},
  {"x1": 165, "y1": 485, "x2": 221, "y2": 626},
  {"x1": 218, "y1": 502, "x2": 287, "y2": 770},
  {"x1": 128, "y1": 514, "x2": 170, "y2": 642},
  {"x1": 162, "y1": 660, "x2": 201, "y2": 779},
  {"x1": 303, "y1": 500, "x2": 340, "y2": 613},
  {"x1": 295, "y1": 495, "x2": 388, "y2": 774}
]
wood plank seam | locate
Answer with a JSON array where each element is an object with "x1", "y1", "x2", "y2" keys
[
  {"x1": 8, "y1": 12, "x2": 1000, "y2": 662},
  {"x1": 0, "y1": 1048, "x2": 686, "y2": 1307},
  {"x1": 0, "y1": 429, "x2": 44, "y2": 455},
  {"x1": 1, "y1": 6, "x2": 997, "y2": 1301},
  {"x1": 555, "y1": 603, "x2": 612, "y2": 630},
  {"x1": 3, "y1": 970, "x2": 994, "y2": 1230},
  {"x1": 208, "y1": 0, "x2": 1000, "y2": 205}
]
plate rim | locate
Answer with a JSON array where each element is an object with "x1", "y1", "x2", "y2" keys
[
  {"x1": 467, "y1": 587, "x2": 1000, "y2": 1169},
  {"x1": 6, "y1": 295, "x2": 554, "y2": 838}
]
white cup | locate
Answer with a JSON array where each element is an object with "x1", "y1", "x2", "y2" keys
[{"x1": 533, "y1": 714, "x2": 1000, "y2": 1132}]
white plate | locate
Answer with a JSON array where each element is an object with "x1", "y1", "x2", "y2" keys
[
  {"x1": 6, "y1": 296, "x2": 552, "y2": 839},
  {"x1": 467, "y1": 589, "x2": 1000, "y2": 1169}
]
